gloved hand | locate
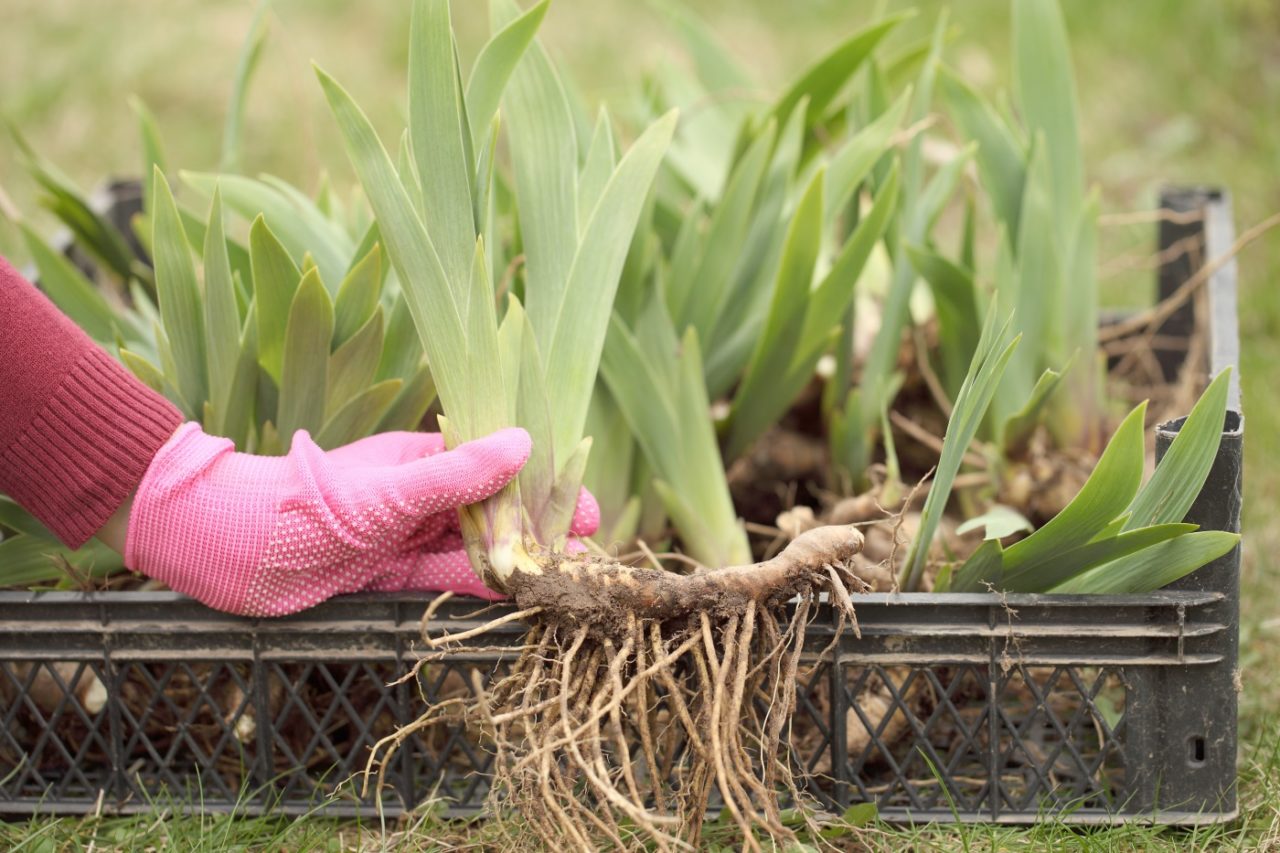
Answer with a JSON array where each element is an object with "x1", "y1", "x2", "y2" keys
[{"x1": 124, "y1": 423, "x2": 600, "y2": 616}]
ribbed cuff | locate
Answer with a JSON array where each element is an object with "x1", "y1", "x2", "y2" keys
[{"x1": 0, "y1": 348, "x2": 183, "y2": 548}]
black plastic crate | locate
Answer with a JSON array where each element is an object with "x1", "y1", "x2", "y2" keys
[{"x1": 0, "y1": 187, "x2": 1243, "y2": 823}]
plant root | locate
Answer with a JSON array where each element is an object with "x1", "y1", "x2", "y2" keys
[{"x1": 370, "y1": 524, "x2": 869, "y2": 851}]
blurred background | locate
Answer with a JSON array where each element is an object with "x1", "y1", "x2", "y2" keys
[{"x1": 1, "y1": 0, "x2": 1277, "y2": 720}]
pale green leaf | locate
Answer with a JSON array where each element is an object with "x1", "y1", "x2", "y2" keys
[
  {"x1": 151, "y1": 167, "x2": 209, "y2": 413},
  {"x1": 20, "y1": 224, "x2": 121, "y2": 345},
  {"x1": 771, "y1": 14, "x2": 909, "y2": 131},
  {"x1": 276, "y1": 268, "x2": 334, "y2": 444},
  {"x1": 651, "y1": 0, "x2": 752, "y2": 96},
  {"x1": 176, "y1": 207, "x2": 253, "y2": 297},
  {"x1": 1053, "y1": 191, "x2": 1101, "y2": 444},
  {"x1": 497, "y1": 0, "x2": 580, "y2": 341},
  {"x1": 672, "y1": 119, "x2": 775, "y2": 341},
  {"x1": 515, "y1": 301, "x2": 558, "y2": 527},
  {"x1": 152, "y1": 322, "x2": 192, "y2": 415},
  {"x1": 1002, "y1": 403, "x2": 1148, "y2": 575},
  {"x1": 950, "y1": 539, "x2": 1003, "y2": 593},
  {"x1": 220, "y1": 0, "x2": 270, "y2": 173},
  {"x1": 409, "y1": 0, "x2": 476, "y2": 293},
  {"x1": 497, "y1": 295, "x2": 525, "y2": 420},
  {"x1": 377, "y1": 294, "x2": 425, "y2": 382},
  {"x1": 543, "y1": 110, "x2": 677, "y2": 464},
  {"x1": 855, "y1": 17, "x2": 947, "y2": 464},
  {"x1": 220, "y1": 310, "x2": 260, "y2": 447},
  {"x1": 583, "y1": 385, "x2": 638, "y2": 538},
  {"x1": 703, "y1": 111, "x2": 804, "y2": 393},
  {"x1": 901, "y1": 308, "x2": 1019, "y2": 590},
  {"x1": 184, "y1": 172, "x2": 351, "y2": 288},
  {"x1": 1001, "y1": 364, "x2": 1067, "y2": 455},
  {"x1": 939, "y1": 68, "x2": 1026, "y2": 236},
  {"x1": 1013, "y1": 0, "x2": 1082, "y2": 228},
  {"x1": 0, "y1": 497, "x2": 56, "y2": 539},
  {"x1": 315, "y1": 379, "x2": 403, "y2": 450},
  {"x1": 376, "y1": 363, "x2": 437, "y2": 433},
  {"x1": 824, "y1": 90, "x2": 910, "y2": 223},
  {"x1": 332, "y1": 243, "x2": 383, "y2": 347},
  {"x1": 129, "y1": 96, "x2": 168, "y2": 216},
  {"x1": 1003, "y1": 523, "x2": 1196, "y2": 592},
  {"x1": 320, "y1": 66, "x2": 502, "y2": 437},
  {"x1": 790, "y1": 163, "x2": 901, "y2": 382},
  {"x1": 119, "y1": 349, "x2": 165, "y2": 395},
  {"x1": 905, "y1": 242, "x2": 980, "y2": 397},
  {"x1": 601, "y1": 308, "x2": 747, "y2": 569},
  {"x1": 577, "y1": 107, "x2": 617, "y2": 234},
  {"x1": 1053, "y1": 531, "x2": 1240, "y2": 595},
  {"x1": 956, "y1": 505, "x2": 1034, "y2": 541},
  {"x1": 203, "y1": 188, "x2": 241, "y2": 435},
  {"x1": 1004, "y1": 139, "x2": 1060, "y2": 405},
  {"x1": 326, "y1": 309, "x2": 384, "y2": 418},
  {"x1": 1126, "y1": 368, "x2": 1232, "y2": 530},
  {"x1": 726, "y1": 167, "x2": 825, "y2": 460},
  {"x1": 465, "y1": 0, "x2": 549, "y2": 152},
  {"x1": 16, "y1": 132, "x2": 138, "y2": 283},
  {"x1": 541, "y1": 438, "x2": 592, "y2": 546},
  {"x1": 249, "y1": 214, "x2": 301, "y2": 383}
]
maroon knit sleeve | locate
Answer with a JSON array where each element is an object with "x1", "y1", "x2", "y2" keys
[{"x1": 0, "y1": 255, "x2": 183, "y2": 547}]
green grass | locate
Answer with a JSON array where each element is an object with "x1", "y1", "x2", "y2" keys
[
  {"x1": 0, "y1": 736, "x2": 1276, "y2": 853},
  {"x1": 1, "y1": 0, "x2": 1278, "y2": 849}
]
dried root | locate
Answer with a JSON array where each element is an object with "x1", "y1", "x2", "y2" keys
[{"x1": 366, "y1": 525, "x2": 868, "y2": 851}]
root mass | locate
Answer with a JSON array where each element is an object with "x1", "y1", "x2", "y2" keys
[{"x1": 367, "y1": 524, "x2": 869, "y2": 851}]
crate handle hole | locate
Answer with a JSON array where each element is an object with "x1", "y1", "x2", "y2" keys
[{"x1": 1188, "y1": 735, "x2": 1207, "y2": 766}]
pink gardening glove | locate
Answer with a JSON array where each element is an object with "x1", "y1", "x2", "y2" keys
[{"x1": 125, "y1": 423, "x2": 600, "y2": 616}]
